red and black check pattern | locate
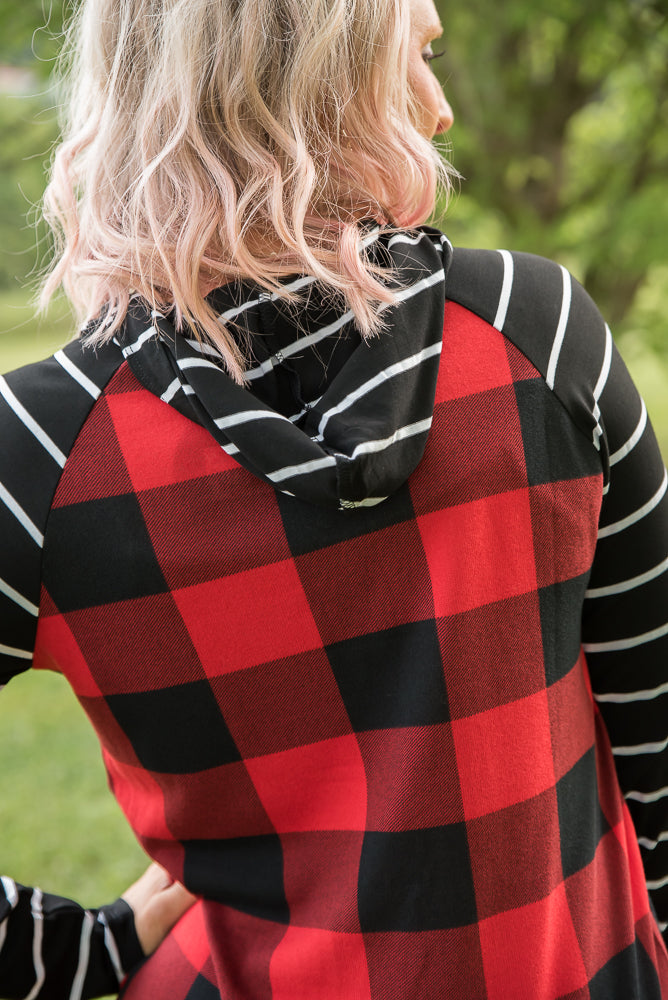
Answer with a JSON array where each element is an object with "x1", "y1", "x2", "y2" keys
[
  {"x1": 2, "y1": 237, "x2": 667, "y2": 998},
  {"x1": 29, "y1": 292, "x2": 668, "y2": 997}
]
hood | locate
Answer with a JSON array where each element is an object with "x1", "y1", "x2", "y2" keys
[{"x1": 117, "y1": 227, "x2": 452, "y2": 510}]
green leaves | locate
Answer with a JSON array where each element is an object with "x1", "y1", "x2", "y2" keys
[
  {"x1": 0, "y1": 0, "x2": 65, "y2": 73},
  {"x1": 0, "y1": 92, "x2": 59, "y2": 291},
  {"x1": 435, "y1": 0, "x2": 668, "y2": 347}
]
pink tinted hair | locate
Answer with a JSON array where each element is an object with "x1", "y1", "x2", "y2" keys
[{"x1": 41, "y1": 0, "x2": 453, "y2": 381}]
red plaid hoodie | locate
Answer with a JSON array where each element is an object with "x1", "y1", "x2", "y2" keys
[{"x1": 1, "y1": 228, "x2": 668, "y2": 999}]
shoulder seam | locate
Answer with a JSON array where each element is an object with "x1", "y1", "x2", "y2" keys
[
  {"x1": 446, "y1": 247, "x2": 609, "y2": 473},
  {"x1": 39, "y1": 347, "x2": 126, "y2": 585}
]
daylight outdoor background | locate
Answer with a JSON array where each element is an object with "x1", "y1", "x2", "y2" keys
[{"x1": 0, "y1": 0, "x2": 667, "y2": 962}]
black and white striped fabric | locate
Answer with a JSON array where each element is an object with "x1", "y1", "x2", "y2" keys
[
  {"x1": 118, "y1": 226, "x2": 452, "y2": 509},
  {"x1": 0, "y1": 230, "x2": 667, "y2": 991},
  {"x1": 0, "y1": 879, "x2": 142, "y2": 1000},
  {"x1": 0, "y1": 340, "x2": 122, "y2": 679}
]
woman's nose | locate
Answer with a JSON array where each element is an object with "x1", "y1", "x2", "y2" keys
[{"x1": 436, "y1": 96, "x2": 454, "y2": 135}]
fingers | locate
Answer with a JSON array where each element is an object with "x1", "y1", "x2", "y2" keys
[
  {"x1": 121, "y1": 862, "x2": 197, "y2": 957},
  {"x1": 153, "y1": 878, "x2": 198, "y2": 929},
  {"x1": 120, "y1": 862, "x2": 170, "y2": 910}
]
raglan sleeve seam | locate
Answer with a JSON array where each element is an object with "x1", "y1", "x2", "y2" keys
[
  {"x1": 0, "y1": 342, "x2": 124, "y2": 683},
  {"x1": 446, "y1": 247, "x2": 668, "y2": 938}
]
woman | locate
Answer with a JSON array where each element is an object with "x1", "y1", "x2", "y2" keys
[{"x1": 2, "y1": 0, "x2": 668, "y2": 997}]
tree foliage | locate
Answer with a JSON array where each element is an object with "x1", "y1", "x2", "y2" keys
[
  {"x1": 0, "y1": 93, "x2": 57, "y2": 291},
  {"x1": 0, "y1": 2, "x2": 63, "y2": 292},
  {"x1": 0, "y1": 0, "x2": 65, "y2": 73},
  {"x1": 434, "y1": 0, "x2": 668, "y2": 349}
]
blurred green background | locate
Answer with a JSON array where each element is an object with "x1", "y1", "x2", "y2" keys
[{"x1": 0, "y1": 0, "x2": 666, "y2": 952}]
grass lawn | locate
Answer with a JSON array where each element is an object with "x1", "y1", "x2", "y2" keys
[
  {"x1": 0, "y1": 679, "x2": 145, "y2": 1000},
  {"x1": 0, "y1": 288, "x2": 75, "y2": 371},
  {"x1": 0, "y1": 669, "x2": 147, "y2": 903},
  {"x1": 0, "y1": 288, "x2": 667, "y2": 990}
]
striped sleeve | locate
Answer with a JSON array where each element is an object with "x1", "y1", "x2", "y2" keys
[
  {"x1": 0, "y1": 877, "x2": 144, "y2": 999},
  {"x1": 581, "y1": 344, "x2": 668, "y2": 934},
  {"x1": 446, "y1": 247, "x2": 668, "y2": 937},
  {"x1": 0, "y1": 340, "x2": 123, "y2": 683}
]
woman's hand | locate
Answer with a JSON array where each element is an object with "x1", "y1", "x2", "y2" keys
[{"x1": 121, "y1": 862, "x2": 197, "y2": 956}]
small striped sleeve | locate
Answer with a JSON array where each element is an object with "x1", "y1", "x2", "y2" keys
[
  {"x1": 0, "y1": 341, "x2": 123, "y2": 683},
  {"x1": 0, "y1": 877, "x2": 143, "y2": 999},
  {"x1": 581, "y1": 340, "x2": 668, "y2": 934},
  {"x1": 447, "y1": 247, "x2": 668, "y2": 936},
  {"x1": 493, "y1": 249, "x2": 668, "y2": 932}
]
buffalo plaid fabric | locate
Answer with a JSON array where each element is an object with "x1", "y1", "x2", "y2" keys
[{"x1": 1, "y1": 230, "x2": 668, "y2": 999}]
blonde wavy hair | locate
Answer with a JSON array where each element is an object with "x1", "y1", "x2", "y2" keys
[{"x1": 42, "y1": 0, "x2": 453, "y2": 381}]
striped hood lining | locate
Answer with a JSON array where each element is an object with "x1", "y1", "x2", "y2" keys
[{"x1": 118, "y1": 228, "x2": 452, "y2": 510}]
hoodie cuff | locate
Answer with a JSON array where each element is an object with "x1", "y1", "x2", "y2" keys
[{"x1": 97, "y1": 897, "x2": 145, "y2": 980}]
